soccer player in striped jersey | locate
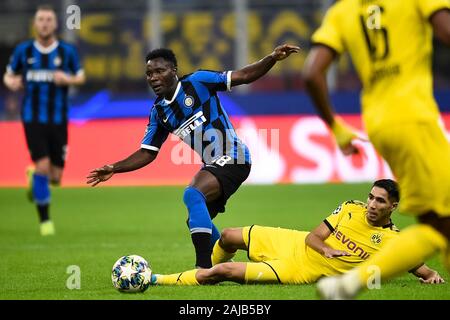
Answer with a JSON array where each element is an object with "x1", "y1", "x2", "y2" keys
[
  {"x1": 3, "y1": 5, "x2": 85, "y2": 236},
  {"x1": 302, "y1": 0, "x2": 450, "y2": 299},
  {"x1": 146, "y1": 180, "x2": 443, "y2": 286},
  {"x1": 87, "y1": 44, "x2": 300, "y2": 268}
]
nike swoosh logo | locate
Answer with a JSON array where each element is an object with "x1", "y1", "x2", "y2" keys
[
  {"x1": 27, "y1": 58, "x2": 36, "y2": 64},
  {"x1": 162, "y1": 117, "x2": 168, "y2": 123}
]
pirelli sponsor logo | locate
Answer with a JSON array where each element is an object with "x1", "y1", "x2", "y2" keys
[
  {"x1": 173, "y1": 111, "x2": 207, "y2": 139},
  {"x1": 26, "y1": 70, "x2": 54, "y2": 82}
]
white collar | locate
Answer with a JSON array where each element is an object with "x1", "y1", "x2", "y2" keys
[
  {"x1": 33, "y1": 40, "x2": 59, "y2": 54},
  {"x1": 163, "y1": 81, "x2": 181, "y2": 104}
]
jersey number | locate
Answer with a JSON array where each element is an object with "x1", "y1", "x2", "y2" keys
[{"x1": 360, "y1": 5, "x2": 389, "y2": 61}]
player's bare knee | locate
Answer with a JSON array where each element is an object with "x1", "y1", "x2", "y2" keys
[{"x1": 220, "y1": 228, "x2": 239, "y2": 250}]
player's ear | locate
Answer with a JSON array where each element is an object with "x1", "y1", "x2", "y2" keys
[{"x1": 391, "y1": 201, "x2": 398, "y2": 211}]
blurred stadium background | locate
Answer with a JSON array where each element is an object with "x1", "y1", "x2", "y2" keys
[{"x1": 0, "y1": 0, "x2": 449, "y2": 186}]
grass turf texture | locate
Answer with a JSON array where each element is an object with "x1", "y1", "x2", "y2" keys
[{"x1": 0, "y1": 183, "x2": 448, "y2": 300}]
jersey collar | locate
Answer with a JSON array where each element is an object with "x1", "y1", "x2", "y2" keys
[
  {"x1": 163, "y1": 81, "x2": 181, "y2": 104},
  {"x1": 33, "y1": 40, "x2": 59, "y2": 54}
]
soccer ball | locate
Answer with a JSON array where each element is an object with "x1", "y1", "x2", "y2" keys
[{"x1": 111, "y1": 255, "x2": 152, "y2": 293}]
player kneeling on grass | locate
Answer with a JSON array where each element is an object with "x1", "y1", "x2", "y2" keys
[{"x1": 149, "y1": 179, "x2": 444, "y2": 286}]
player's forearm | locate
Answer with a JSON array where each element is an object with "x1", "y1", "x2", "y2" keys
[
  {"x1": 69, "y1": 73, "x2": 86, "y2": 86},
  {"x1": 304, "y1": 71, "x2": 336, "y2": 127},
  {"x1": 412, "y1": 264, "x2": 434, "y2": 279},
  {"x1": 231, "y1": 55, "x2": 277, "y2": 86},
  {"x1": 305, "y1": 232, "x2": 332, "y2": 255},
  {"x1": 110, "y1": 149, "x2": 156, "y2": 173}
]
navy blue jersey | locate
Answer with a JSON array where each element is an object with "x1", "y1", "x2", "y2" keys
[
  {"x1": 141, "y1": 70, "x2": 251, "y2": 165},
  {"x1": 6, "y1": 40, "x2": 83, "y2": 125}
]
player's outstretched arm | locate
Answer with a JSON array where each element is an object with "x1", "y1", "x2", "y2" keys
[
  {"x1": 230, "y1": 44, "x2": 300, "y2": 86},
  {"x1": 303, "y1": 46, "x2": 361, "y2": 155},
  {"x1": 54, "y1": 70, "x2": 86, "y2": 87},
  {"x1": 411, "y1": 264, "x2": 445, "y2": 284},
  {"x1": 86, "y1": 149, "x2": 157, "y2": 186}
]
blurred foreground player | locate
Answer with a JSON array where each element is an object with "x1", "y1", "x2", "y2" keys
[{"x1": 302, "y1": 0, "x2": 450, "y2": 299}]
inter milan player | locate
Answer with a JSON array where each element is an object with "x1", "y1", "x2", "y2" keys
[
  {"x1": 87, "y1": 44, "x2": 300, "y2": 268},
  {"x1": 3, "y1": 5, "x2": 85, "y2": 236}
]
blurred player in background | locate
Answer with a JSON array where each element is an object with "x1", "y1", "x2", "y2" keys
[
  {"x1": 87, "y1": 44, "x2": 300, "y2": 268},
  {"x1": 302, "y1": 0, "x2": 450, "y2": 299},
  {"x1": 147, "y1": 180, "x2": 443, "y2": 286},
  {"x1": 3, "y1": 5, "x2": 85, "y2": 236}
]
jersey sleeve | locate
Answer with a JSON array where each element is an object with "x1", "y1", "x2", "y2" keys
[
  {"x1": 310, "y1": 2, "x2": 345, "y2": 55},
  {"x1": 68, "y1": 45, "x2": 83, "y2": 75},
  {"x1": 6, "y1": 45, "x2": 24, "y2": 74},
  {"x1": 323, "y1": 202, "x2": 348, "y2": 232},
  {"x1": 416, "y1": 0, "x2": 450, "y2": 20},
  {"x1": 140, "y1": 107, "x2": 169, "y2": 152},
  {"x1": 192, "y1": 70, "x2": 231, "y2": 92}
]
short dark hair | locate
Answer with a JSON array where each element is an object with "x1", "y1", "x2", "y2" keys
[
  {"x1": 36, "y1": 4, "x2": 56, "y2": 13},
  {"x1": 372, "y1": 179, "x2": 400, "y2": 203},
  {"x1": 145, "y1": 48, "x2": 177, "y2": 68}
]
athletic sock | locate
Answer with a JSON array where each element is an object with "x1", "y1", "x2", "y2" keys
[
  {"x1": 211, "y1": 223, "x2": 220, "y2": 248},
  {"x1": 32, "y1": 173, "x2": 51, "y2": 222},
  {"x1": 211, "y1": 240, "x2": 236, "y2": 265},
  {"x1": 192, "y1": 232, "x2": 213, "y2": 268},
  {"x1": 37, "y1": 204, "x2": 50, "y2": 222},
  {"x1": 183, "y1": 186, "x2": 213, "y2": 268},
  {"x1": 156, "y1": 269, "x2": 199, "y2": 285}
]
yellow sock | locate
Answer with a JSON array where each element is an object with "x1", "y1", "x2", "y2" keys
[
  {"x1": 357, "y1": 224, "x2": 447, "y2": 286},
  {"x1": 211, "y1": 240, "x2": 236, "y2": 266},
  {"x1": 156, "y1": 269, "x2": 199, "y2": 285}
]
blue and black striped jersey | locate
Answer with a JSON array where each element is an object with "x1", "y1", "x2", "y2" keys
[
  {"x1": 141, "y1": 70, "x2": 251, "y2": 165},
  {"x1": 6, "y1": 40, "x2": 83, "y2": 125}
]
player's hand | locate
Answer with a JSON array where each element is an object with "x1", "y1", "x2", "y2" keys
[
  {"x1": 5, "y1": 75, "x2": 23, "y2": 91},
  {"x1": 86, "y1": 165, "x2": 114, "y2": 187},
  {"x1": 419, "y1": 271, "x2": 445, "y2": 284},
  {"x1": 331, "y1": 117, "x2": 368, "y2": 156},
  {"x1": 323, "y1": 248, "x2": 351, "y2": 259},
  {"x1": 270, "y1": 44, "x2": 301, "y2": 61},
  {"x1": 54, "y1": 70, "x2": 72, "y2": 86}
]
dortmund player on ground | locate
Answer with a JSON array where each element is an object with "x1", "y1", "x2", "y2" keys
[
  {"x1": 148, "y1": 180, "x2": 443, "y2": 286},
  {"x1": 302, "y1": 0, "x2": 450, "y2": 299}
]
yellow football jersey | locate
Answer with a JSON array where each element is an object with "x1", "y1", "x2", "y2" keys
[
  {"x1": 302, "y1": 200, "x2": 400, "y2": 279},
  {"x1": 311, "y1": 0, "x2": 450, "y2": 134}
]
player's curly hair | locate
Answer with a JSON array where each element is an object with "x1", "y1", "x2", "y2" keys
[
  {"x1": 145, "y1": 48, "x2": 177, "y2": 68},
  {"x1": 373, "y1": 179, "x2": 400, "y2": 202}
]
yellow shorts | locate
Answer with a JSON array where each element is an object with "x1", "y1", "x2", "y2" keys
[
  {"x1": 369, "y1": 121, "x2": 450, "y2": 217},
  {"x1": 242, "y1": 225, "x2": 315, "y2": 284}
]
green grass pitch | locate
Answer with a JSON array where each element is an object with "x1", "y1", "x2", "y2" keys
[{"x1": 0, "y1": 183, "x2": 448, "y2": 300}]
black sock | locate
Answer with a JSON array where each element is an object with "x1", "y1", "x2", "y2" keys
[
  {"x1": 191, "y1": 232, "x2": 212, "y2": 268},
  {"x1": 37, "y1": 204, "x2": 49, "y2": 223}
]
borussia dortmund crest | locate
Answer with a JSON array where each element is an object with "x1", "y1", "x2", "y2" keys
[{"x1": 371, "y1": 233, "x2": 383, "y2": 245}]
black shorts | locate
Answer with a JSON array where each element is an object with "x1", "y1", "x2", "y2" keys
[
  {"x1": 23, "y1": 123, "x2": 68, "y2": 167},
  {"x1": 201, "y1": 162, "x2": 251, "y2": 219}
]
